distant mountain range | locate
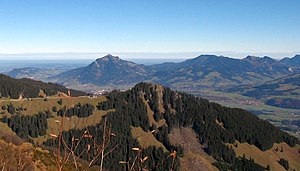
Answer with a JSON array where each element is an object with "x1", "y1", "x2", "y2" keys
[
  {"x1": 281, "y1": 54, "x2": 300, "y2": 67},
  {"x1": 5, "y1": 54, "x2": 300, "y2": 109},
  {"x1": 6, "y1": 65, "x2": 79, "y2": 81},
  {"x1": 6, "y1": 67, "x2": 64, "y2": 81},
  {"x1": 52, "y1": 54, "x2": 300, "y2": 90},
  {"x1": 7, "y1": 67, "x2": 43, "y2": 78}
]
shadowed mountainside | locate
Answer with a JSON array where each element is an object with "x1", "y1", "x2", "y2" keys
[
  {"x1": 227, "y1": 73, "x2": 300, "y2": 109},
  {"x1": 54, "y1": 54, "x2": 297, "y2": 90}
]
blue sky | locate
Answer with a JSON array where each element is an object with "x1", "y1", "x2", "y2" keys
[{"x1": 0, "y1": 0, "x2": 299, "y2": 59}]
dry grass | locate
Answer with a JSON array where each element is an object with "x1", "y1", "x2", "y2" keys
[
  {"x1": 131, "y1": 127, "x2": 167, "y2": 151},
  {"x1": 0, "y1": 122, "x2": 15, "y2": 135},
  {"x1": 32, "y1": 144, "x2": 99, "y2": 171},
  {"x1": 0, "y1": 139, "x2": 35, "y2": 171},
  {"x1": 229, "y1": 141, "x2": 300, "y2": 171},
  {"x1": 0, "y1": 96, "x2": 111, "y2": 146},
  {"x1": 139, "y1": 92, "x2": 166, "y2": 128},
  {"x1": 33, "y1": 109, "x2": 114, "y2": 145},
  {"x1": 0, "y1": 96, "x2": 106, "y2": 116},
  {"x1": 169, "y1": 127, "x2": 218, "y2": 171},
  {"x1": 154, "y1": 84, "x2": 165, "y2": 114},
  {"x1": 275, "y1": 84, "x2": 298, "y2": 91}
]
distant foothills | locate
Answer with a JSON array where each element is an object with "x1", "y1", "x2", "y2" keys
[
  {"x1": 4, "y1": 54, "x2": 300, "y2": 109},
  {"x1": 6, "y1": 54, "x2": 299, "y2": 90},
  {"x1": 53, "y1": 54, "x2": 300, "y2": 89}
]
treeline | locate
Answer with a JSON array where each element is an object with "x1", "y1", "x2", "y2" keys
[
  {"x1": 0, "y1": 74, "x2": 85, "y2": 98},
  {"x1": 1, "y1": 112, "x2": 49, "y2": 139},
  {"x1": 56, "y1": 103, "x2": 95, "y2": 117},
  {"x1": 45, "y1": 86, "x2": 180, "y2": 170}
]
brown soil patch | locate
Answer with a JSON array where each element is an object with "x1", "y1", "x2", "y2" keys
[{"x1": 169, "y1": 127, "x2": 217, "y2": 171}]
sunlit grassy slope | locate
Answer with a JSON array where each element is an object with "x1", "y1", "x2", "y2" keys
[
  {"x1": 0, "y1": 96, "x2": 108, "y2": 144},
  {"x1": 229, "y1": 141, "x2": 300, "y2": 171}
]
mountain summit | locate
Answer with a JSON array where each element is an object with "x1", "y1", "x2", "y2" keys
[
  {"x1": 56, "y1": 54, "x2": 148, "y2": 86},
  {"x1": 281, "y1": 54, "x2": 300, "y2": 67},
  {"x1": 95, "y1": 54, "x2": 121, "y2": 63}
]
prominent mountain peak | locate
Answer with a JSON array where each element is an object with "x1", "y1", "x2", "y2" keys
[
  {"x1": 293, "y1": 54, "x2": 300, "y2": 59},
  {"x1": 244, "y1": 55, "x2": 259, "y2": 61},
  {"x1": 198, "y1": 54, "x2": 219, "y2": 57},
  {"x1": 57, "y1": 54, "x2": 147, "y2": 86},
  {"x1": 185, "y1": 54, "x2": 235, "y2": 65},
  {"x1": 195, "y1": 54, "x2": 219, "y2": 59},
  {"x1": 244, "y1": 55, "x2": 276, "y2": 63},
  {"x1": 281, "y1": 55, "x2": 299, "y2": 61},
  {"x1": 96, "y1": 54, "x2": 121, "y2": 62},
  {"x1": 280, "y1": 54, "x2": 300, "y2": 67},
  {"x1": 187, "y1": 54, "x2": 219, "y2": 63},
  {"x1": 262, "y1": 56, "x2": 273, "y2": 60}
]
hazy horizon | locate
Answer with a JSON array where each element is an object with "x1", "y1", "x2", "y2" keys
[
  {"x1": 0, "y1": 51, "x2": 299, "y2": 60},
  {"x1": 1, "y1": 1, "x2": 299, "y2": 58}
]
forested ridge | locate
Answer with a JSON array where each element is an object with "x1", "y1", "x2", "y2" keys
[
  {"x1": 0, "y1": 74, "x2": 85, "y2": 98},
  {"x1": 56, "y1": 103, "x2": 95, "y2": 117},
  {"x1": 44, "y1": 85, "x2": 180, "y2": 170},
  {"x1": 0, "y1": 82, "x2": 298, "y2": 170},
  {"x1": 2, "y1": 112, "x2": 49, "y2": 139},
  {"x1": 90, "y1": 82, "x2": 298, "y2": 170}
]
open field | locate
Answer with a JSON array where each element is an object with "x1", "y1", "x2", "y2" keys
[
  {"x1": 131, "y1": 126, "x2": 167, "y2": 151},
  {"x1": 0, "y1": 96, "x2": 107, "y2": 116},
  {"x1": 229, "y1": 141, "x2": 300, "y2": 171},
  {"x1": 0, "y1": 96, "x2": 110, "y2": 145}
]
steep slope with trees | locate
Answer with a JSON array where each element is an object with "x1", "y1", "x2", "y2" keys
[
  {"x1": 0, "y1": 82, "x2": 299, "y2": 170},
  {"x1": 0, "y1": 74, "x2": 85, "y2": 98}
]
